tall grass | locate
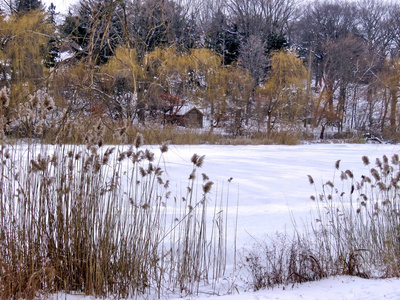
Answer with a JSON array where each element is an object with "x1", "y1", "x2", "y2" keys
[
  {"x1": 308, "y1": 154, "x2": 400, "y2": 278},
  {"x1": 0, "y1": 137, "x2": 233, "y2": 299},
  {"x1": 242, "y1": 153, "x2": 400, "y2": 291}
]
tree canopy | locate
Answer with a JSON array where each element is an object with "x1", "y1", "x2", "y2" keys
[{"x1": 2, "y1": 0, "x2": 400, "y2": 141}]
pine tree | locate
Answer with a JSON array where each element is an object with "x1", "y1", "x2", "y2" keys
[
  {"x1": 47, "y1": 2, "x2": 57, "y2": 23},
  {"x1": 17, "y1": 0, "x2": 42, "y2": 13},
  {"x1": 45, "y1": 3, "x2": 59, "y2": 68},
  {"x1": 205, "y1": 9, "x2": 240, "y2": 65}
]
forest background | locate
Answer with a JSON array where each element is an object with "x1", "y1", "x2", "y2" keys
[{"x1": 0, "y1": 0, "x2": 399, "y2": 145}]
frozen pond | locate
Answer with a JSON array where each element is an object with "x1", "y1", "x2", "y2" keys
[{"x1": 154, "y1": 143, "x2": 400, "y2": 245}]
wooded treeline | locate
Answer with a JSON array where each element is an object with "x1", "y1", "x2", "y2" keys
[{"x1": 1, "y1": 0, "x2": 400, "y2": 143}]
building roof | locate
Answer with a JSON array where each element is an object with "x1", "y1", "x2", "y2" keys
[{"x1": 184, "y1": 107, "x2": 204, "y2": 116}]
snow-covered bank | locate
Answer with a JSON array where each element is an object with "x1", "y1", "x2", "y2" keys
[
  {"x1": 56, "y1": 275, "x2": 400, "y2": 300},
  {"x1": 171, "y1": 276, "x2": 400, "y2": 300}
]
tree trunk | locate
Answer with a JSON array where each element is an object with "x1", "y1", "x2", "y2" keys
[
  {"x1": 326, "y1": 84, "x2": 334, "y2": 113},
  {"x1": 338, "y1": 83, "x2": 346, "y2": 133},
  {"x1": 390, "y1": 88, "x2": 397, "y2": 134},
  {"x1": 367, "y1": 87, "x2": 373, "y2": 132},
  {"x1": 267, "y1": 110, "x2": 272, "y2": 137},
  {"x1": 320, "y1": 124, "x2": 325, "y2": 139},
  {"x1": 210, "y1": 99, "x2": 214, "y2": 130},
  {"x1": 307, "y1": 47, "x2": 313, "y2": 126}
]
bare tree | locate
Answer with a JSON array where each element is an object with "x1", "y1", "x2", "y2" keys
[
  {"x1": 296, "y1": 1, "x2": 357, "y2": 72},
  {"x1": 293, "y1": 0, "x2": 360, "y2": 134},
  {"x1": 322, "y1": 34, "x2": 369, "y2": 131},
  {"x1": 358, "y1": 0, "x2": 393, "y2": 57},
  {"x1": 239, "y1": 35, "x2": 267, "y2": 85},
  {"x1": 126, "y1": 0, "x2": 194, "y2": 58},
  {"x1": 356, "y1": 0, "x2": 394, "y2": 133},
  {"x1": 0, "y1": 0, "x2": 16, "y2": 13},
  {"x1": 227, "y1": 0, "x2": 295, "y2": 45},
  {"x1": 61, "y1": 0, "x2": 126, "y2": 65}
]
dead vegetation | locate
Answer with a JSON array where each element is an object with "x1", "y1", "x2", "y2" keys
[
  {"x1": 242, "y1": 154, "x2": 400, "y2": 291},
  {"x1": 0, "y1": 139, "x2": 234, "y2": 299}
]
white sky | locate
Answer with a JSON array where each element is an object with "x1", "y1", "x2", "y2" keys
[{"x1": 42, "y1": 0, "x2": 78, "y2": 15}]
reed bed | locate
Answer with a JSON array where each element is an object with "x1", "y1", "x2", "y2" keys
[
  {"x1": 0, "y1": 137, "x2": 233, "y2": 299},
  {"x1": 307, "y1": 154, "x2": 400, "y2": 278},
  {"x1": 243, "y1": 153, "x2": 400, "y2": 291}
]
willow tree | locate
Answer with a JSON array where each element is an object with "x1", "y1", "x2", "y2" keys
[
  {"x1": 0, "y1": 9, "x2": 53, "y2": 105},
  {"x1": 98, "y1": 46, "x2": 143, "y2": 119},
  {"x1": 185, "y1": 48, "x2": 223, "y2": 122},
  {"x1": 222, "y1": 64, "x2": 253, "y2": 135},
  {"x1": 144, "y1": 47, "x2": 187, "y2": 117},
  {"x1": 144, "y1": 47, "x2": 222, "y2": 118},
  {"x1": 198, "y1": 60, "x2": 253, "y2": 134},
  {"x1": 256, "y1": 50, "x2": 308, "y2": 135}
]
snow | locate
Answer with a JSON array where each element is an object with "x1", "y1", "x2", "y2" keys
[
  {"x1": 49, "y1": 143, "x2": 400, "y2": 299},
  {"x1": 54, "y1": 276, "x2": 400, "y2": 300},
  {"x1": 159, "y1": 143, "x2": 400, "y2": 243},
  {"x1": 57, "y1": 50, "x2": 75, "y2": 62},
  {"x1": 191, "y1": 276, "x2": 400, "y2": 300}
]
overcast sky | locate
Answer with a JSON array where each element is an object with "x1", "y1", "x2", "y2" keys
[{"x1": 43, "y1": 0, "x2": 78, "y2": 15}]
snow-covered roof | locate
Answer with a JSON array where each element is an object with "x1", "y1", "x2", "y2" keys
[{"x1": 177, "y1": 105, "x2": 204, "y2": 115}]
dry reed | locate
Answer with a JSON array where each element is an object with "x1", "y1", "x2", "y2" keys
[
  {"x1": 0, "y1": 139, "x2": 234, "y2": 299},
  {"x1": 243, "y1": 153, "x2": 400, "y2": 291}
]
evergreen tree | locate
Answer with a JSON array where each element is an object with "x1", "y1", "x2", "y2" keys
[
  {"x1": 45, "y1": 3, "x2": 59, "y2": 68},
  {"x1": 61, "y1": 0, "x2": 125, "y2": 64},
  {"x1": 266, "y1": 32, "x2": 288, "y2": 54},
  {"x1": 47, "y1": 2, "x2": 57, "y2": 23},
  {"x1": 17, "y1": 0, "x2": 42, "y2": 13},
  {"x1": 205, "y1": 9, "x2": 240, "y2": 65}
]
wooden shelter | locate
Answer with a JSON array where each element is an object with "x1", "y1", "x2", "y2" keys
[
  {"x1": 184, "y1": 107, "x2": 204, "y2": 128},
  {"x1": 165, "y1": 107, "x2": 204, "y2": 128}
]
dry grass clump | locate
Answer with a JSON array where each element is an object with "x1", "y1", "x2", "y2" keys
[
  {"x1": 15, "y1": 90, "x2": 56, "y2": 138},
  {"x1": 243, "y1": 153, "x2": 400, "y2": 291},
  {"x1": 242, "y1": 233, "x2": 327, "y2": 291},
  {"x1": 0, "y1": 138, "x2": 233, "y2": 299},
  {"x1": 53, "y1": 120, "x2": 304, "y2": 146}
]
